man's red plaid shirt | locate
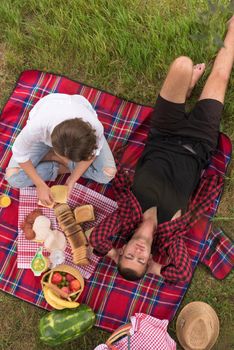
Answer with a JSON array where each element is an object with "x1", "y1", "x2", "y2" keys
[{"x1": 90, "y1": 169, "x2": 224, "y2": 283}]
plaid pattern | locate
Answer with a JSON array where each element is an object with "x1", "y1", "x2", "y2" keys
[
  {"x1": 90, "y1": 169, "x2": 143, "y2": 256},
  {"x1": 90, "y1": 170, "x2": 224, "y2": 283},
  {"x1": 156, "y1": 175, "x2": 224, "y2": 283},
  {"x1": 95, "y1": 314, "x2": 176, "y2": 350},
  {"x1": 0, "y1": 70, "x2": 232, "y2": 332},
  {"x1": 200, "y1": 228, "x2": 234, "y2": 279},
  {"x1": 17, "y1": 183, "x2": 117, "y2": 278}
]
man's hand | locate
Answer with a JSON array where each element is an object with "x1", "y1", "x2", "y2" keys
[
  {"x1": 37, "y1": 183, "x2": 54, "y2": 207},
  {"x1": 85, "y1": 227, "x2": 94, "y2": 240},
  {"x1": 106, "y1": 248, "x2": 121, "y2": 264},
  {"x1": 147, "y1": 261, "x2": 162, "y2": 277}
]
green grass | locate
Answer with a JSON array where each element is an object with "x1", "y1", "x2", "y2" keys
[{"x1": 0, "y1": 0, "x2": 233, "y2": 349}]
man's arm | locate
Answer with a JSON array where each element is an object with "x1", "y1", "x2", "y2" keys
[
  {"x1": 88, "y1": 208, "x2": 121, "y2": 257},
  {"x1": 89, "y1": 169, "x2": 142, "y2": 257}
]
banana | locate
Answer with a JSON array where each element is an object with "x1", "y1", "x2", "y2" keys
[
  {"x1": 43, "y1": 286, "x2": 64, "y2": 310},
  {"x1": 46, "y1": 288, "x2": 80, "y2": 309}
]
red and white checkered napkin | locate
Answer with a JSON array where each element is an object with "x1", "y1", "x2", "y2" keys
[
  {"x1": 17, "y1": 183, "x2": 117, "y2": 279},
  {"x1": 95, "y1": 314, "x2": 176, "y2": 350}
]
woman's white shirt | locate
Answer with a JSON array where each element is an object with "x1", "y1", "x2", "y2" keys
[{"x1": 12, "y1": 93, "x2": 104, "y2": 163}]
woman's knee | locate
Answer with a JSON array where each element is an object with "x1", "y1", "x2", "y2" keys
[
  {"x1": 5, "y1": 175, "x2": 22, "y2": 188},
  {"x1": 5, "y1": 167, "x2": 27, "y2": 188},
  {"x1": 171, "y1": 56, "x2": 193, "y2": 75},
  {"x1": 103, "y1": 166, "x2": 117, "y2": 178},
  {"x1": 99, "y1": 166, "x2": 117, "y2": 184}
]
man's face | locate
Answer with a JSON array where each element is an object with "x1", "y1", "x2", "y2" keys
[{"x1": 119, "y1": 237, "x2": 152, "y2": 276}]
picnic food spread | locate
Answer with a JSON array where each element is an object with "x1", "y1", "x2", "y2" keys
[
  {"x1": 21, "y1": 181, "x2": 96, "y2": 258},
  {"x1": 18, "y1": 184, "x2": 98, "y2": 344},
  {"x1": 21, "y1": 184, "x2": 96, "y2": 269},
  {"x1": 22, "y1": 210, "x2": 67, "y2": 260},
  {"x1": 39, "y1": 304, "x2": 96, "y2": 346},
  {"x1": 21, "y1": 202, "x2": 95, "y2": 271},
  {"x1": 31, "y1": 247, "x2": 49, "y2": 276},
  {"x1": 54, "y1": 203, "x2": 92, "y2": 265},
  {"x1": 21, "y1": 208, "x2": 43, "y2": 240},
  {"x1": 41, "y1": 264, "x2": 84, "y2": 309},
  {"x1": 38, "y1": 184, "x2": 68, "y2": 208}
]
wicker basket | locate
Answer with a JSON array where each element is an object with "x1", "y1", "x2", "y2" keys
[{"x1": 41, "y1": 264, "x2": 84, "y2": 301}]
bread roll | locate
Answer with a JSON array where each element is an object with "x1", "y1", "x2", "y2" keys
[
  {"x1": 51, "y1": 185, "x2": 68, "y2": 204},
  {"x1": 73, "y1": 205, "x2": 95, "y2": 224}
]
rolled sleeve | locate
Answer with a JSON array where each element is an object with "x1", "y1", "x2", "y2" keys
[
  {"x1": 89, "y1": 209, "x2": 121, "y2": 256},
  {"x1": 94, "y1": 129, "x2": 105, "y2": 156},
  {"x1": 160, "y1": 238, "x2": 192, "y2": 284},
  {"x1": 12, "y1": 124, "x2": 42, "y2": 163}
]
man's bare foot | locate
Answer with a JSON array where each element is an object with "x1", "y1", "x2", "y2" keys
[
  {"x1": 42, "y1": 149, "x2": 69, "y2": 167},
  {"x1": 187, "y1": 63, "x2": 206, "y2": 98}
]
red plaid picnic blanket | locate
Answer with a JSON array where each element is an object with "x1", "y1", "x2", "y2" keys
[
  {"x1": 0, "y1": 70, "x2": 232, "y2": 332},
  {"x1": 200, "y1": 228, "x2": 234, "y2": 279}
]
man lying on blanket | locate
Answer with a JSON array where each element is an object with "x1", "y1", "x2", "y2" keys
[{"x1": 89, "y1": 16, "x2": 234, "y2": 284}]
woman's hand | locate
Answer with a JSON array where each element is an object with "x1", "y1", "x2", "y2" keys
[
  {"x1": 36, "y1": 183, "x2": 54, "y2": 207},
  {"x1": 65, "y1": 176, "x2": 76, "y2": 198}
]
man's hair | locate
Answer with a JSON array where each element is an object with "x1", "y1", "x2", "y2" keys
[
  {"x1": 51, "y1": 118, "x2": 97, "y2": 162},
  {"x1": 117, "y1": 261, "x2": 146, "y2": 281}
]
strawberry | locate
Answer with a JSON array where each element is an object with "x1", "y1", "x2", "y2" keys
[
  {"x1": 65, "y1": 273, "x2": 75, "y2": 282},
  {"x1": 51, "y1": 272, "x2": 63, "y2": 284},
  {"x1": 60, "y1": 286, "x2": 70, "y2": 294},
  {"x1": 70, "y1": 279, "x2": 81, "y2": 292}
]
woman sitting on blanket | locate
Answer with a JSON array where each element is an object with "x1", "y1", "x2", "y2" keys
[
  {"x1": 5, "y1": 94, "x2": 116, "y2": 206},
  {"x1": 89, "y1": 16, "x2": 234, "y2": 283}
]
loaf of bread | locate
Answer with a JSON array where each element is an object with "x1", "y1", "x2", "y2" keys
[
  {"x1": 54, "y1": 204, "x2": 89, "y2": 265},
  {"x1": 73, "y1": 246, "x2": 89, "y2": 265}
]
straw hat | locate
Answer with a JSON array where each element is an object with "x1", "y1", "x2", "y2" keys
[{"x1": 176, "y1": 302, "x2": 219, "y2": 350}]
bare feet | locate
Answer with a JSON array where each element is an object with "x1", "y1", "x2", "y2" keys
[{"x1": 187, "y1": 63, "x2": 206, "y2": 98}]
